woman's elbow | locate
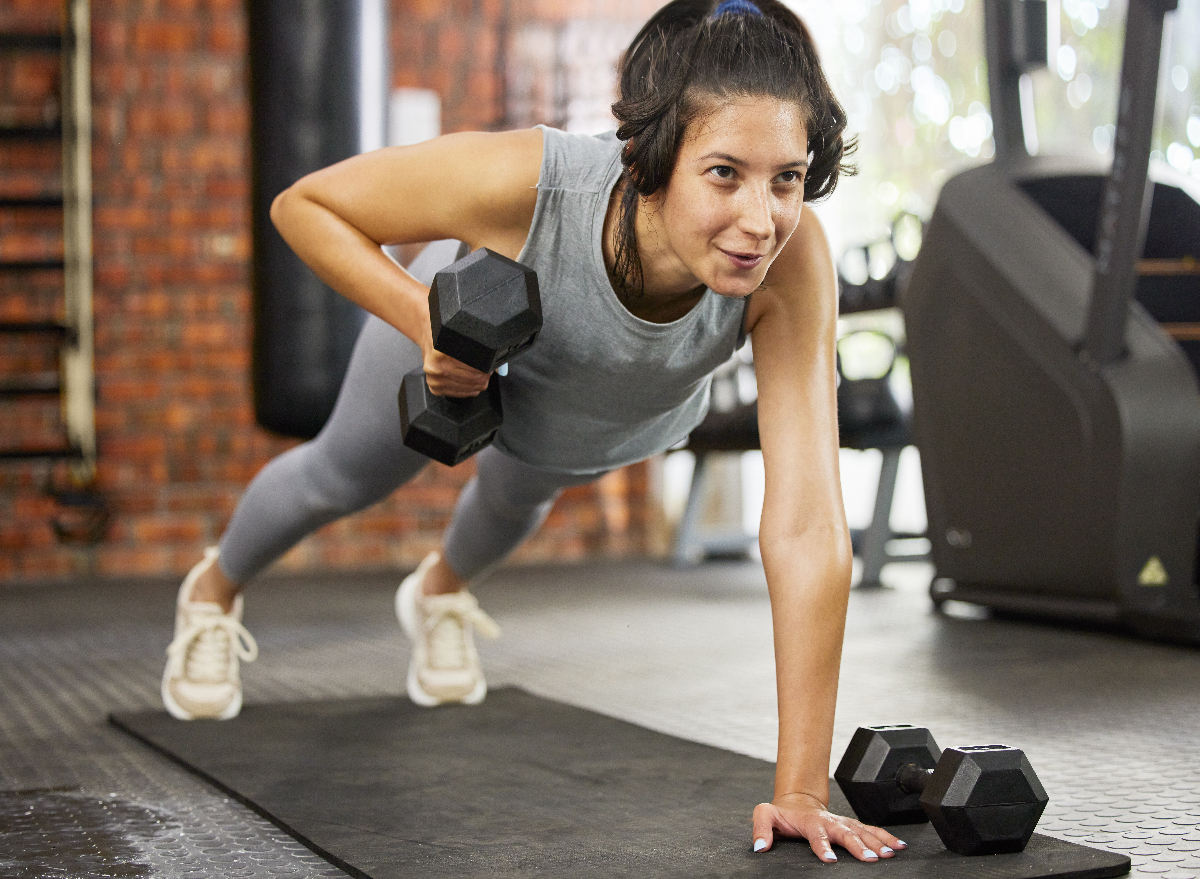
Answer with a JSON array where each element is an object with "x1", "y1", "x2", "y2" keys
[
  {"x1": 759, "y1": 521, "x2": 853, "y2": 569},
  {"x1": 269, "y1": 186, "x2": 295, "y2": 233}
]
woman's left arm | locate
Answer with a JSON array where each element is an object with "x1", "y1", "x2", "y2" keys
[{"x1": 745, "y1": 209, "x2": 905, "y2": 864}]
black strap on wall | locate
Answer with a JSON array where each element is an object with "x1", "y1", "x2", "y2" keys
[{"x1": 246, "y1": 0, "x2": 389, "y2": 439}]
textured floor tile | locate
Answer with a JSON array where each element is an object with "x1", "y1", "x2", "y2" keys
[{"x1": 1, "y1": 558, "x2": 1198, "y2": 877}]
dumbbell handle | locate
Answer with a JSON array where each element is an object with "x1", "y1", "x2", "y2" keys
[{"x1": 896, "y1": 763, "x2": 934, "y2": 795}]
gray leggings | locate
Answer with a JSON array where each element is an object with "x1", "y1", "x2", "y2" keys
[{"x1": 218, "y1": 241, "x2": 603, "y2": 585}]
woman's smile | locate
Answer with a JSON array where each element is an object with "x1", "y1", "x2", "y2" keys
[{"x1": 720, "y1": 248, "x2": 767, "y2": 271}]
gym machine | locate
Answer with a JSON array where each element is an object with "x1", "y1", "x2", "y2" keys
[{"x1": 904, "y1": 0, "x2": 1200, "y2": 640}]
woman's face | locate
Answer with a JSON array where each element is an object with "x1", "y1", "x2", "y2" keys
[{"x1": 646, "y1": 96, "x2": 809, "y2": 299}]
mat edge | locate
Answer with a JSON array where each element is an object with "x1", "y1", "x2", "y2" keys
[
  {"x1": 1052, "y1": 859, "x2": 1133, "y2": 879},
  {"x1": 108, "y1": 712, "x2": 371, "y2": 879}
]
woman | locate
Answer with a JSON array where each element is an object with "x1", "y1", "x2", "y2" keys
[{"x1": 161, "y1": 0, "x2": 905, "y2": 863}]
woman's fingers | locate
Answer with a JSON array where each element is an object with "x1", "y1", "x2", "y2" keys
[
  {"x1": 423, "y1": 350, "x2": 492, "y2": 397},
  {"x1": 750, "y1": 802, "x2": 778, "y2": 854},
  {"x1": 427, "y1": 375, "x2": 489, "y2": 397},
  {"x1": 826, "y1": 823, "x2": 880, "y2": 862},
  {"x1": 804, "y1": 825, "x2": 839, "y2": 863},
  {"x1": 751, "y1": 802, "x2": 840, "y2": 862},
  {"x1": 851, "y1": 822, "x2": 906, "y2": 856},
  {"x1": 751, "y1": 800, "x2": 908, "y2": 864},
  {"x1": 821, "y1": 818, "x2": 907, "y2": 862}
]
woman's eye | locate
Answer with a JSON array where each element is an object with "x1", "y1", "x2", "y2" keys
[
  {"x1": 710, "y1": 165, "x2": 735, "y2": 179},
  {"x1": 777, "y1": 171, "x2": 802, "y2": 184}
]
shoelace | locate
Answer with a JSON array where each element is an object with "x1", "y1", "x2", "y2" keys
[
  {"x1": 167, "y1": 613, "x2": 258, "y2": 683},
  {"x1": 422, "y1": 594, "x2": 500, "y2": 670}
]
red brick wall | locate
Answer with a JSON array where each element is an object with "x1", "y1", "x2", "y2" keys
[{"x1": 0, "y1": 0, "x2": 664, "y2": 582}]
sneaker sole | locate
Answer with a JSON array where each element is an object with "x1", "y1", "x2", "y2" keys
[
  {"x1": 396, "y1": 567, "x2": 486, "y2": 707},
  {"x1": 161, "y1": 670, "x2": 242, "y2": 721}
]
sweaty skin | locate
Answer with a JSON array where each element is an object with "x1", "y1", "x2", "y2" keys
[{"x1": 260, "y1": 95, "x2": 905, "y2": 864}]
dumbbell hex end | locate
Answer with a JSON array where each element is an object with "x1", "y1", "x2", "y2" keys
[
  {"x1": 399, "y1": 370, "x2": 503, "y2": 467},
  {"x1": 834, "y1": 725, "x2": 941, "y2": 826},
  {"x1": 920, "y1": 745, "x2": 1048, "y2": 856},
  {"x1": 430, "y1": 248, "x2": 542, "y2": 374}
]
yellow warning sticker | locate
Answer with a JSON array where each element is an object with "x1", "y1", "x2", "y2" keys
[{"x1": 1138, "y1": 556, "x2": 1168, "y2": 587}]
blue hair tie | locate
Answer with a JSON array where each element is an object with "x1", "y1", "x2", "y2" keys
[{"x1": 711, "y1": 0, "x2": 763, "y2": 18}]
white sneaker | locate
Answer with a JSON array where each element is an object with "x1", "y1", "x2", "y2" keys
[
  {"x1": 396, "y1": 552, "x2": 500, "y2": 707},
  {"x1": 161, "y1": 547, "x2": 258, "y2": 721}
]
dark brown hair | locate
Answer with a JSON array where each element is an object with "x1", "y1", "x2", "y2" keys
[{"x1": 610, "y1": 0, "x2": 855, "y2": 295}]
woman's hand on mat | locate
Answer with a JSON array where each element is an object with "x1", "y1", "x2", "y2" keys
[
  {"x1": 751, "y1": 793, "x2": 906, "y2": 863},
  {"x1": 422, "y1": 346, "x2": 492, "y2": 398}
]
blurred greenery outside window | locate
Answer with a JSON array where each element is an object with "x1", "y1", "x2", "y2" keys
[
  {"x1": 503, "y1": 1, "x2": 1197, "y2": 256},
  {"x1": 793, "y1": 0, "x2": 1199, "y2": 256}
]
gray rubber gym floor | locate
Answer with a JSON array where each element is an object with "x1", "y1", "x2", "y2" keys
[{"x1": 1, "y1": 557, "x2": 1197, "y2": 877}]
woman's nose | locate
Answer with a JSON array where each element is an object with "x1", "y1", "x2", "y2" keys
[{"x1": 737, "y1": 186, "x2": 773, "y2": 239}]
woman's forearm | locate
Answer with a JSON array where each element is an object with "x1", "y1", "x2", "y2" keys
[
  {"x1": 266, "y1": 130, "x2": 542, "y2": 356},
  {"x1": 760, "y1": 526, "x2": 853, "y2": 804},
  {"x1": 270, "y1": 186, "x2": 435, "y2": 351}
]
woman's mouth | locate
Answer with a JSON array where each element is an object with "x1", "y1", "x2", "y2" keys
[{"x1": 721, "y1": 249, "x2": 765, "y2": 271}]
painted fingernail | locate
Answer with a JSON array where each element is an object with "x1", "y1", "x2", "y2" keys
[
  {"x1": 823, "y1": 850, "x2": 838, "y2": 862},
  {"x1": 880, "y1": 846, "x2": 894, "y2": 854},
  {"x1": 896, "y1": 840, "x2": 908, "y2": 848},
  {"x1": 754, "y1": 839, "x2": 768, "y2": 853},
  {"x1": 864, "y1": 849, "x2": 879, "y2": 860}
]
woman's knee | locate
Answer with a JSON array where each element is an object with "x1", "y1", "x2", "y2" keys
[
  {"x1": 282, "y1": 439, "x2": 424, "y2": 520},
  {"x1": 471, "y1": 448, "x2": 601, "y2": 518}
]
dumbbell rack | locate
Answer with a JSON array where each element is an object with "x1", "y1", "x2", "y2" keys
[{"x1": 0, "y1": 1, "x2": 103, "y2": 539}]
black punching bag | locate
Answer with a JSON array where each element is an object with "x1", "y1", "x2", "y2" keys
[{"x1": 247, "y1": 0, "x2": 388, "y2": 438}]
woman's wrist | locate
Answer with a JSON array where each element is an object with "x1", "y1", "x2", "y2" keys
[{"x1": 774, "y1": 790, "x2": 828, "y2": 810}]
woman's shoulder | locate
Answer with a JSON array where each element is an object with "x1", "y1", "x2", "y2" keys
[
  {"x1": 746, "y1": 209, "x2": 836, "y2": 333},
  {"x1": 399, "y1": 128, "x2": 545, "y2": 252},
  {"x1": 535, "y1": 126, "x2": 622, "y2": 192},
  {"x1": 432, "y1": 127, "x2": 545, "y2": 192}
]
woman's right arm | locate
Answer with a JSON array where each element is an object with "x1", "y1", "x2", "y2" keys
[{"x1": 269, "y1": 128, "x2": 543, "y2": 396}]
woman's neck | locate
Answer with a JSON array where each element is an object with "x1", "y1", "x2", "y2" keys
[{"x1": 601, "y1": 181, "x2": 706, "y2": 324}]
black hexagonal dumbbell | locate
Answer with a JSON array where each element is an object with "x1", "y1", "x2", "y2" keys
[
  {"x1": 398, "y1": 248, "x2": 541, "y2": 467},
  {"x1": 834, "y1": 724, "x2": 1049, "y2": 856}
]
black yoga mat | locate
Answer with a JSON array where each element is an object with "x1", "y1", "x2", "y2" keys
[{"x1": 111, "y1": 688, "x2": 1130, "y2": 879}]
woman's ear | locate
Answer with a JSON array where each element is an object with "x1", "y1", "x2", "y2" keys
[{"x1": 639, "y1": 186, "x2": 664, "y2": 214}]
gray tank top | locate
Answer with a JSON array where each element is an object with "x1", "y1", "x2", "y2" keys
[{"x1": 493, "y1": 126, "x2": 746, "y2": 474}]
